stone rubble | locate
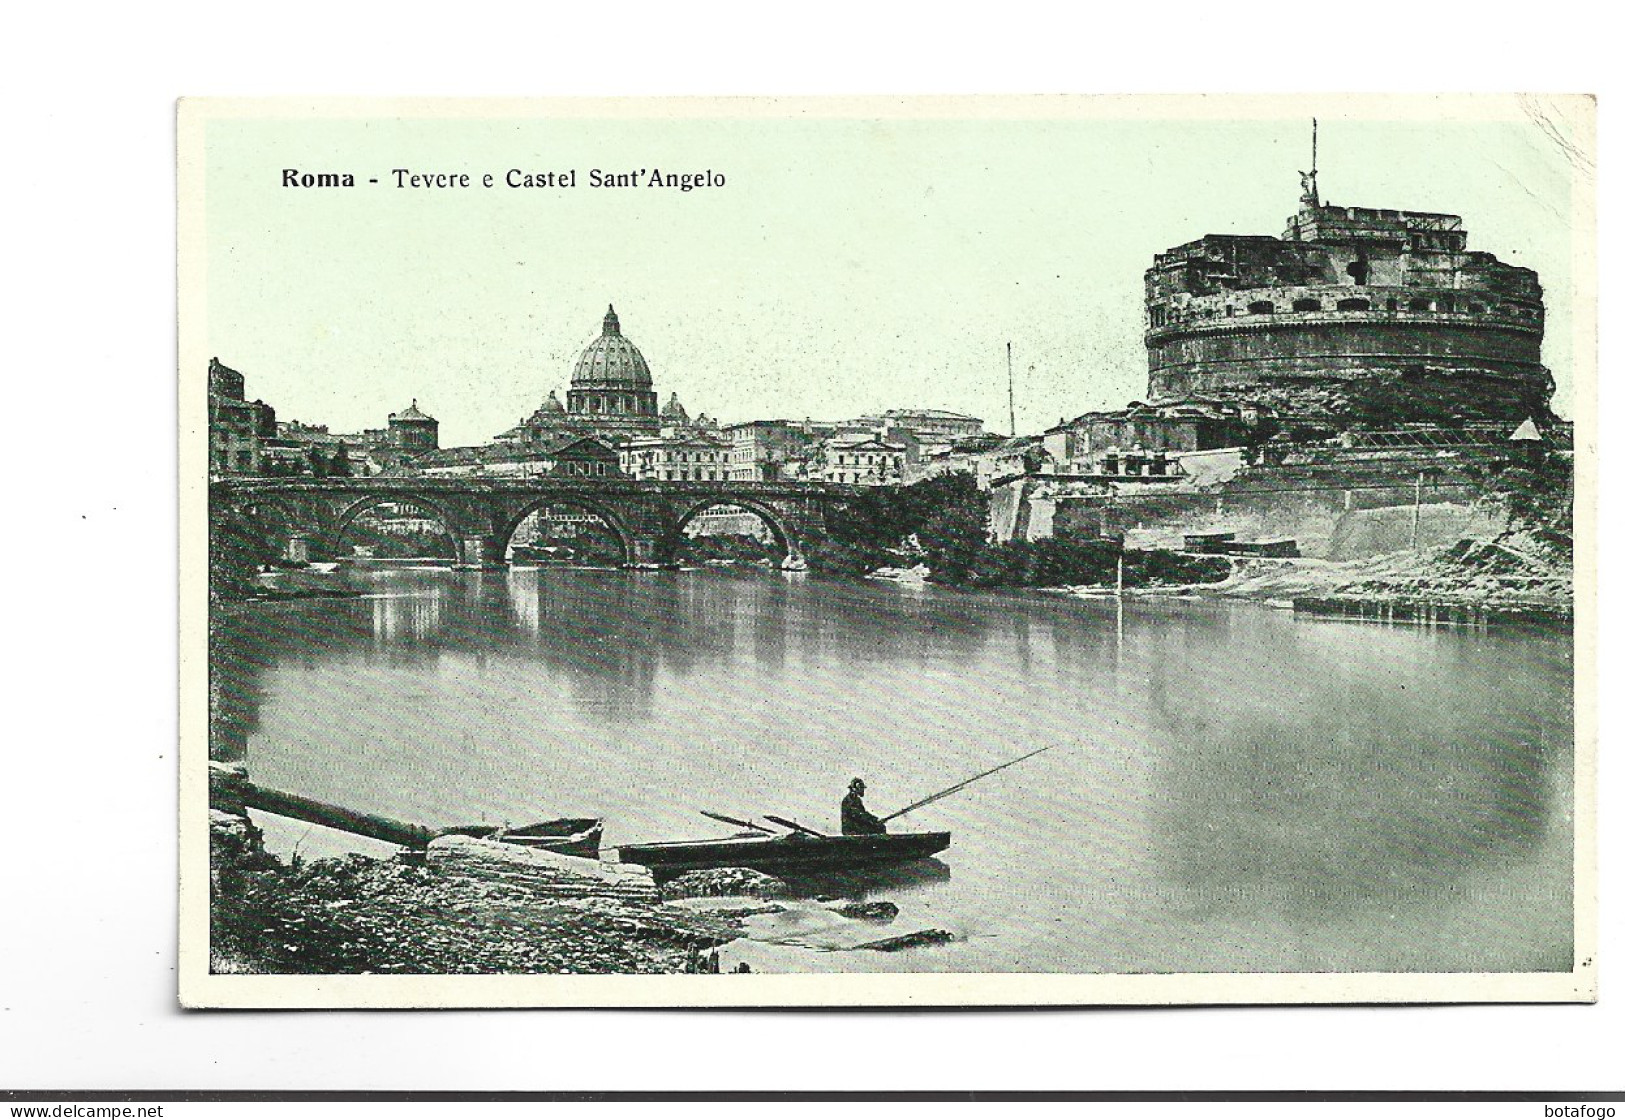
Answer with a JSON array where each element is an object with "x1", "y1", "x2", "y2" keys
[
  {"x1": 210, "y1": 810, "x2": 740, "y2": 975},
  {"x1": 660, "y1": 867, "x2": 791, "y2": 900},
  {"x1": 829, "y1": 900, "x2": 900, "y2": 922},
  {"x1": 852, "y1": 928, "x2": 956, "y2": 952}
]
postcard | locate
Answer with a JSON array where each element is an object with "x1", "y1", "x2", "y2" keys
[{"x1": 179, "y1": 94, "x2": 1594, "y2": 1007}]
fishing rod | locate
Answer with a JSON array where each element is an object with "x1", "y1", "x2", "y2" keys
[{"x1": 880, "y1": 744, "x2": 1058, "y2": 824}]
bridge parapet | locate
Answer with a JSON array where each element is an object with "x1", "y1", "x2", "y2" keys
[
  {"x1": 213, "y1": 477, "x2": 859, "y2": 499},
  {"x1": 211, "y1": 477, "x2": 857, "y2": 569}
]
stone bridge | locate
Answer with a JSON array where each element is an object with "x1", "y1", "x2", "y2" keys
[{"x1": 210, "y1": 477, "x2": 861, "y2": 569}]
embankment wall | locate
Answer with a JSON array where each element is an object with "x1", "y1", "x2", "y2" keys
[{"x1": 1035, "y1": 462, "x2": 1495, "y2": 559}]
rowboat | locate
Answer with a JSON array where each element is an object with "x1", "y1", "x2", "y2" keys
[
  {"x1": 616, "y1": 830, "x2": 950, "y2": 877},
  {"x1": 438, "y1": 818, "x2": 604, "y2": 858}
]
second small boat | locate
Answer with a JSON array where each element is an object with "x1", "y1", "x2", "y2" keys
[{"x1": 438, "y1": 817, "x2": 604, "y2": 858}]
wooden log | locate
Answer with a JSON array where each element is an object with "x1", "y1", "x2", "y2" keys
[
  {"x1": 208, "y1": 761, "x2": 435, "y2": 847},
  {"x1": 208, "y1": 761, "x2": 249, "y2": 817},
  {"x1": 244, "y1": 783, "x2": 438, "y2": 847}
]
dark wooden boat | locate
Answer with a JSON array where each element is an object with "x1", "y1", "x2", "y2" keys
[
  {"x1": 616, "y1": 830, "x2": 950, "y2": 876},
  {"x1": 437, "y1": 818, "x2": 603, "y2": 858}
]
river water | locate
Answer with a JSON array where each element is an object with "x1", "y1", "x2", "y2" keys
[{"x1": 212, "y1": 566, "x2": 1574, "y2": 975}]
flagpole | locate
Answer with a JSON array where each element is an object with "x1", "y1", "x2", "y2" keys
[{"x1": 1007, "y1": 341, "x2": 1016, "y2": 436}]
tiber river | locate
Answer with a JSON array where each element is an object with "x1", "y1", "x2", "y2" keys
[{"x1": 212, "y1": 566, "x2": 1574, "y2": 975}]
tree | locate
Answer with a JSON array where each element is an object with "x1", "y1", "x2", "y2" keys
[{"x1": 809, "y1": 472, "x2": 991, "y2": 579}]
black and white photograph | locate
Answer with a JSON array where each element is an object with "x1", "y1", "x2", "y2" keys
[{"x1": 179, "y1": 95, "x2": 1593, "y2": 1009}]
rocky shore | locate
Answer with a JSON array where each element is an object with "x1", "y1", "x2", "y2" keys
[
  {"x1": 209, "y1": 812, "x2": 742, "y2": 975},
  {"x1": 1040, "y1": 534, "x2": 1571, "y2": 624},
  {"x1": 1212, "y1": 536, "x2": 1572, "y2": 617},
  {"x1": 210, "y1": 811, "x2": 957, "y2": 974}
]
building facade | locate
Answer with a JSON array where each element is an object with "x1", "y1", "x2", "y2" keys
[
  {"x1": 1041, "y1": 399, "x2": 1267, "y2": 475},
  {"x1": 814, "y1": 434, "x2": 908, "y2": 486},
  {"x1": 387, "y1": 400, "x2": 440, "y2": 453},
  {"x1": 208, "y1": 358, "x2": 276, "y2": 476},
  {"x1": 415, "y1": 434, "x2": 621, "y2": 478},
  {"x1": 266, "y1": 419, "x2": 387, "y2": 476},
  {"x1": 723, "y1": 419, "x2": 837, "y2": 481},
  {"x1": 851, "y1": 408, "x2": 986, "y2": 443},
  {"x1": 619, "y1": 432, "x2": 730, "y2": 481}
]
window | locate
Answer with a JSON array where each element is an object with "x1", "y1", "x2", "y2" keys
[
  {"x1": 1336, "y1": 298, "x2": 1370, "y2": 312},
  {"x1": 1292, "y1": 298, "x2": 1321, "y2": 313},
  {"x1": 1248, "y1": 300, "x2": 1274, "y2": 315},
  {"x1": 1409, "y1": 298, "x2": 1432, "y2": 312}
]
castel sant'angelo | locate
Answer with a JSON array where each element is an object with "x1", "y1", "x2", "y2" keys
[
  {"x1": 1142, "y1": 164, "x2": 1553, "y2": 427},
  {"x1": 1013, "y1": 147, "x2": 1568, "y2": 557}
]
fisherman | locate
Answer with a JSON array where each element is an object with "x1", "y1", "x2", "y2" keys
[{"x1": 841, "y1": 778, "x2": 887, "y2": 835}]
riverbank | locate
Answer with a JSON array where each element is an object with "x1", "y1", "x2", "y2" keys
[
  {"x1": 209, "y1": 812, "x2": 742, "y2": 975},
  {"x1": 1211, "y1": 537, "x2": 1572, "y2": 614},
  {"x1": 1035, "y1": 536, "x2": 1572, "y2": 626},
  {"x1": 210, "y1": 809, "x2": 960, "y2": 974}
]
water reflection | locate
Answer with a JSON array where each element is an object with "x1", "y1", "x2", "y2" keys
[
  {"x1": 1143, "y1": 607, "x2": 1570, "y2": 950},
  {"x1": 210, "y1": 568, "x2": 1574, "y2": 974},
  {"x1": 777, "y1": 857, "x2": 953, "y2": 900},
  {"x1": 370, "y1": 589, "x2": 442, "y2": 644}
]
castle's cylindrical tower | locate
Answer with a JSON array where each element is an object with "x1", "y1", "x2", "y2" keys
[{"x1": 1143, "y1": 201, "x2": 1551, "y2": 420}]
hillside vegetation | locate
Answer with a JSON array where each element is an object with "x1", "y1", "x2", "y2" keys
[{"x1": 808, "y1": 474, "x2": 1227, "y2": 589}]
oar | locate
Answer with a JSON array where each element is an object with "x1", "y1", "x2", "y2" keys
[
  {"x1": 880, "y1": 744, "x2": 1058, "y2": 824},
  {"x1": 701, "y1": 810, "x2": 775, "y2": 833},
  {"x1": 764, "y1": 814, "x2": 826, "y2": 838}
]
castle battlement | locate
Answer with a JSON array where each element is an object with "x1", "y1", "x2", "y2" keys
[{"x1": 1143, "y1": 191, "x2": 1550, "y2": 419}]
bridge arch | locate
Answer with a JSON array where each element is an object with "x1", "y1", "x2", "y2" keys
[
  {"x1": 211, "y1": 504, "x2": 285, "y2": 573},
  {"x1": 666, "y1": 496, "x2": 802, "y2": 568},
  {"x1": 329, "y1": 494, "x2": 461, "y2": 561},
  {"x1": 220, "y1": 495, "x2": 318, "y2": 563},
  {"x1": 497, "y1": 495, "x2": 635, "y2": 568},
  {"x1": 231, "y1": 495, "x2": 303, "y2": 537}
]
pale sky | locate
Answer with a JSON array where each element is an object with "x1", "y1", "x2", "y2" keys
[{"x1": 204, "y1": 101, "x2": 1587, "y2": 447}]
